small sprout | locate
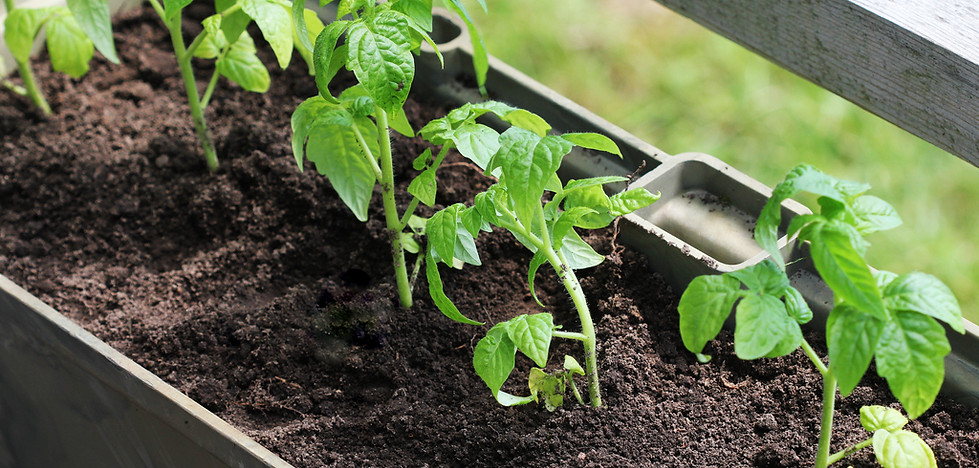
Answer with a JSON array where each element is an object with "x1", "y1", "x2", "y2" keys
[
  {"x1": 678, "y1": 164, "x2": 958, "y2": 467},
  {"x1": 427, "y1": 110, "x2": 658, "y2": 408}
]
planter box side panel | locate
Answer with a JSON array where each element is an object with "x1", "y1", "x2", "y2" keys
[{"x1": 0, "y1": 277, "x2": 289, "y2": 468}]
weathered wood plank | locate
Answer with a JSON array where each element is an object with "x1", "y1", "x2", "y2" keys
[{"x1": 654, "y1": 0, "x2": 979, "y2": 168}]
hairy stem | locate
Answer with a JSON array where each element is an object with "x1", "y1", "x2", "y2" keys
[
  {"x1": 532, "y1": 205, "x2": 601, "y2": 407},
  {"x1": 815, "y1": 374, "x2": 838, "y2": 468},
  {"x1": 376, "y1": 107, "x2": 413, "y2": 308},
  {"x1": 153, "y1": 0, "x2": 219, "y2": 171},
  {"x1": 827, "y1": 437, "x2": 873, "y2": 465}
]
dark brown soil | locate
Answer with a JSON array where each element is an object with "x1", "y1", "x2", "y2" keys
[{"x1": 2, "y1": 6, "x2": 977, "y2": 467}]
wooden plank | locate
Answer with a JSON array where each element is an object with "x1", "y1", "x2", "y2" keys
[{"x1": 653, "y1": 0, "x2": 979, "y2": 168}]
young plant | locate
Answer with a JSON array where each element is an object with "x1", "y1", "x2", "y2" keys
[
  {"x1": 425, "y1": 119, "x2": 658, "y2": 408},
  {"x1": 290, "y1": 0, "x2": 490, "y2": 309},
  {"x1": 2, "y1": 0, "x2": 118, "y2": 114},
  {"x1": 146, "y1": 0, "x2": 318, "y2": 170},
  {"x1": 678, "y1": 164, "x2": 963, "y2": 468}
]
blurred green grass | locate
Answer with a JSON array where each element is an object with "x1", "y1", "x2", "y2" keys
[{"x1": 472, "y1": 0, "x2": 979, "y2": 323}]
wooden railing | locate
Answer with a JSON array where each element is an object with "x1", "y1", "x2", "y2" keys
[{"x1": 654, "y1": 0, "x2": 979, "y2": 168}]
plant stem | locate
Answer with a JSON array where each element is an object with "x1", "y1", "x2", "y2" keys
[
  {"x1": 2, "y1": 78, "x2": 28, "y2": 96},
  {"x1": 801, "y1": 338, "x2": 829, "y2": 376},
  {"x1": 827, "y1": 437, "x2": 873, "y2": 465},
  {"x1": 375, "y1": 107, "x2": 413, "y2": 308},
  {"x1": 154, "y1": 0, "x2": 219, "y2": 171},
  {"x1": 815, "y1": 374, "x2": 838, "y2": 468},
  {"x1": 556, "y1": 250, "x2": 601, "y2": 407},
  {"x1": 13, "y1": 58, "x2": 52, "y2": 115},
  {"x1": 552, "y1": 330, "x2": 587, "y2": 341}
]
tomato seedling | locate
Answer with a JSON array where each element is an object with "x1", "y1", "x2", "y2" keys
[
  {"x1": 426, "y1": 114, "x2": 658, "y2": 408},
  {"x1": 2, "y1": 0, "x2": 118, "y2": 114},
  {"x1": 146, "y1": 0, "x2": 318, "y2": 170},
  {"x1": 290, "y1": 0, "x2": 488, "y2": 309},
  {"x1": 678, "y1": 164, "x2": 962, "y2": 468}
]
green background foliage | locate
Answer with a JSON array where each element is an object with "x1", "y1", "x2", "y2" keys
[{"x1": 472, "y1": 0, "x2": 979, "y2": 323}]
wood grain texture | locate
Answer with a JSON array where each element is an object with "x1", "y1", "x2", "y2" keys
[{"x1": 654, "y1": 0, "x2": 979, "y2": 168}]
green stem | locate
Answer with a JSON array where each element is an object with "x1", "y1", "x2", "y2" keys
[
  {"x1": 2, "y1": 79, "x2": 28, "y2": 96},
  {"x1": 801, "y1": 338, "x2": 829, "y2": 376},
  {"x1": 815, "y1": 374, "x2": 838, "y2": 468},
  {"x1": 375, "y1": 107, "x2": 413, "y2": 308},
  {"x1": 155, "y1": 1, "x2": 219, "y2": 171},
  {"x1": 827, "y1": 437, "x2": 873, "y2": 465},
  {"x1": 13, "y1": 58, "x2": 52, "y2": 115},
  {"x1": 553, "y1": 330, "x2": 587, "y2": 341},
  {"x1": 533, "y1": 205, "x2": 601, "y2": 407},
  {"x1": 398, "y1": 144, "x2": 453, "y2": 229}
]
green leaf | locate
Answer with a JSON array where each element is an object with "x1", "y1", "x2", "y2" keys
[
  {"x1": 292, "y1": 7, "x2": 325, "y2": 72},
  {"x1": 506, "y1": 313, "x2": 554, "y2": 368},
  {"x1": 782, "y1": 284, "x2": 813, "y2": 324},
  {"x1": 827, "y1": 303, "x2": 885, "y2": 396},
  {"x1": 388, "y1": 105, "x2": 415, "y2": 137},
  {"x1": 412, "y1": 147, "x2": 432, "y2": 170},
  {"x1": 728, "y1": 259, "x2": 789, "y2": 294},
  {"x1": 884, "y1": 272, "x2": 964, "y2": 333},
  {"x1": 528, "y1": 367, "x2": 565, "y2": 411},
  {"x1": 391, "y1": 0, "x2": 433, "y2": 31},
  {"x1": 291, "y1": 0, "x2": 314, "y2": 55},
  {"x1": 860, "y1": 405, "x2": 908, "y2": 432},
  {"x1": 763, "y1": 319, "x2": 802, "y2": 358},
  {"x1": 407, "y1": 167, "x2": 437, "y2": 207},
  {"x1": 451, "y1": 123, "x2": 500, "y2": 170},
  {"x1": 46, "y1": 12, "x2": 94, "y2": 78},
  {"x1": 564, "y1": 355, "x2": 585, "y2": 375},
  {"x1": 452, "y1": 223, "x2": 481, "y2": 267},
  {"x1": 5, "y1": 8, "x2": 57, "y2": 63},
  {"x1": 194, "y1": 15, "x2": 227, "y2": 59},
  {"x1": 503, "y1": 109, "x2": 551, "y2": 137},
  {"x1": 305, "y1": 118, "x2": 378, "y2": 221},
  {"x1": 807, "y1": 222, "x2": 886, "y2": 320},
  {"x1": 875, "y1": 269, "x2": 900, "y2": 291},
  {"x1": 562, "y1": 132, "x2": 622, "y2": 157},
  {"x1": 241, "y1": 0, "x2": 293, "y2": 68},
  {"x1": 526, "y1": 250, "x2": 547, "y2": 307},
  {"x1": 872, "y1": 430, "x2": 937, "y2": 468},
  {"x1": 563, "y1": 176, "x2": 629, "y2": 193},
  {"x1": 473, "y1": 322, "x2": 516, "y2": 396},
  {"x1": 312, "y1": 20, "x2": 349, "y2": 98},
  {"x1": 66, "y1": 0, "x2": 118, "y2": 63},
  {"x1": 216, "y1": 0, "x2": 252, "y2": 42},
  {"x1": 876, "y1": 310, "x2": 951, "y2": 419},
  {"x1": 291, "y1": 96, "x2": 334, "y2": 168},
  {"x1": 608, "y1": 188, "x2": 659, "y2": 216},
  {"x1": 425, "y1": 250, "x2": 482, "y2": 325},
  {"x1": 427, "y1": 204, "x2": 462, "y2": 266},
  {"x1": 563, "y1": 184, "x2": 613, "y2": 229},
  {"x1": 494, "y1": 391, "x2": 535, "y2": 406},
  {"x1": 401, "y1": 232, "x2": 420, "y2": 254},
  {"x1": 444, "y1": 0, "x2": 488, "y2": 94},
  {"x1": 756, "y1": 164, "x2": 869, "y2": 269},
  {"x1": 346, "y1": 12, "x2": 414, "y2": 112},
  {"x1": 734, "y1": 293, "x2": 792, "y2": 360},
  {"x1": 216, "y1": 34, "x2": 271, "y2": 92},
  {"x1": 559, "y1": 230, "x2": 604, "y2": 270},
  {"x1": 460, "y1": 206, "x2": 489, "y2": 237},
  {"x1": 492, "y1": 127, "x2": 572, "y2": 224},
  {"x1": 678, "y1": 274, "x2": 741, "y2": 354},
  {"x1": 852, "y1": 194, "x2": 902, "y2": 234},
  {"x1": 164, "y1": 0, "x2": 193, "y2": 22},
  {"x1": 551, "y1": 206, "x2": 597, "y2": 251}
]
